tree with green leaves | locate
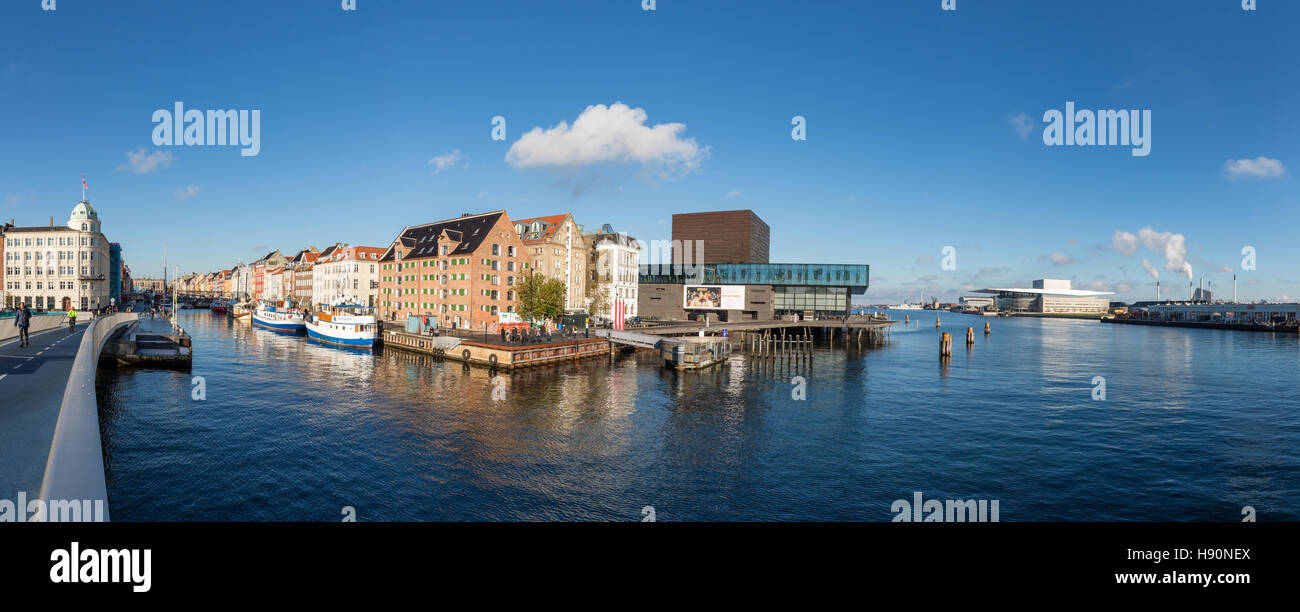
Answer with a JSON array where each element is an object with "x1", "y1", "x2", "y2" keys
[{"x1": 516, "y1": 272, "x2": 565, "y2": 323}]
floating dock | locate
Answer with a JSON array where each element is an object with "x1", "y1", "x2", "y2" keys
[{"x1": 381, "y1": 328, "x2": 611, "y2": 369}]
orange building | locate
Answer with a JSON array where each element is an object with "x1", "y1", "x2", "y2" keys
[{"x1": 378, "y1": 210, "x2": 527, "y2": 330}]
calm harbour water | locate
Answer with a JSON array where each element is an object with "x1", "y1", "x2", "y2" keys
[{"x1": 97, "y1": 309, "x2": 1300, "y2": 521}]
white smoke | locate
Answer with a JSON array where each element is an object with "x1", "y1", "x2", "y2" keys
[
  {"x1": 1141, "y1": 258, "x2": 1159, "y2": 279},
  {"x1": 1136, "y1": 227, "x2": 1193, "y2": 280}
]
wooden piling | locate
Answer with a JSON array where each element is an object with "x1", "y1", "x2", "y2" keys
[
  {"x1": 940, "y1": 332, "x2": 952, "y2": 357},
  {"x1": 966, "y1": 327, "x2": 975, "y2": 345},
  {"x1": 984, "y1": 321, "x2": 991, "y2": 335}
]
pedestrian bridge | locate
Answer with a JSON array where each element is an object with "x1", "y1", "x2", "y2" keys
[{"x1": 0, "y1": 312, "x2": 137, "y2": 521}]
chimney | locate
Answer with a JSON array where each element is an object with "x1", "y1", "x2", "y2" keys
[
  {"x1": 50, "y1": 216, "x2": 53, "y2": 227},
  {"x1": 1156, "y1": 281, "x2": 1160, "y2": 302},
  {"x1": 1233, "y1": 274, "x2": 1237, "y2": 303}
]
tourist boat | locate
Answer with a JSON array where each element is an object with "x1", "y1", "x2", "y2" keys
[
  {"x1": 252, "y1": 300, "x2": 307, "y2": 333},
  {"x1": 210, "y1": 299, "x2": 228, "y2": 314},
  {"x1": 307, "y1": 304, "x2": 377, "y2": 348}
]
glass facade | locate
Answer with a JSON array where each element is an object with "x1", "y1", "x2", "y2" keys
[
  {"x1": 773, "y1": 286, "x2": 847, "y2": 314},
  {"x1": 639, "y1": 263, "x2": 868, "y2": 289}
]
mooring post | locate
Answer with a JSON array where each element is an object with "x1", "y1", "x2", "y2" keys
[
  {"x1": 984, "y1": 321, "x2": 991, "y2": 335},
  {"x1": 966, "y1": 327, "x2": 975, "y2": 345},
  {"x1": 940, "y1": 332, "x2": 952, "y2": 357}
]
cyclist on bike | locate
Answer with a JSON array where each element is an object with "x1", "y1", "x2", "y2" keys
[{"x1": 67, "y1": 307, "x2": 77, "y2": 332}]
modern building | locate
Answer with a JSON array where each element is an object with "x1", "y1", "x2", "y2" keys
[
  {"x1": 973, "y1": 279, "x2": 1112, "y2": 314},
  {"x1": 379, "y1": 210, "x2": 527, "y2": 329},
  {"x1": 513, "y1": 213, "x2": 590, "y2": 313},
  {"x1": 637, "y1": 210, "x2": 868, "y2": 322},
  {"x1": 671, "y1": 210, "x2": 770, "y2": 264},
  {"x1": 312, "y1": 243, "x2": 384, "y2": 308},
  {"x1": 958, "y1": 295, "x2": 995, "y2": 309},
  {"x1": 589, "y1": 224, "x2": 639, "y2": 321},
  {"x1": 639, "y1": 263, "x2": 869, "y2": 321},
  {"x1": 1, "y1": 200, "x2": 113, "y2": 311}
]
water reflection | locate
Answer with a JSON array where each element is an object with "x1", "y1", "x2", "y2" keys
[{"x1": 96, "y1": 309, "x2": 1300, "y2": 521}]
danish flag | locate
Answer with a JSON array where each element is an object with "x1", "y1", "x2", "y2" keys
[
  {"x1": 82, "y1": 175, "x2": 88, "y2": 191},
  {"x1": 613, "y1": 301, "x2": 626, "y2": 331}
]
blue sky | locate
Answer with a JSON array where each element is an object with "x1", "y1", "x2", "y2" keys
[{"x1": 2, "y1": 0, "x2": 1296, "y2": 304}]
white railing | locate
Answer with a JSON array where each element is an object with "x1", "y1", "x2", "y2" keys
[{"x1": 37, "y1": 312, "x2": 139, "y2": 520}]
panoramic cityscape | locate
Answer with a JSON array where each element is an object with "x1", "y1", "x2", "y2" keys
[{"x1": 1, "y1": 0, "x2": 1293, "y2": 596}]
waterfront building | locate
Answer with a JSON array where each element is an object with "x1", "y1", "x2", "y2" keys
[
  {"x1": 379, "y1": 210, "x2": 526, "y2": 329},
  {"x1": 958, "y1": 296, "x2": 995, "y2": 309},
  {"x1": 283, "y1": 247, "x2": 320, "y2": 309},
  {"x1": 513, "y1": 213, "x2": 590, "y2": 313},
  {"x1": 973, "y1": 279, "x2": 1111, "y2": 314},
  {"x1": 312, "y1": 243, "x2": 384, "y2": 309},
  {"x1": 671, "y1": 209, "x2": 770, "y2": 264},
  {"x1": 637, "y1": 210, "x2": 867, "y2": 322},
  {"x1": 135, "y1": 277, "x2": 165, "y2": 295},
  {"x1": 230, "y1": 264, "x2": 253, "y2": 300},
  {"x1": 265, "y1": 266, "x2": 284, "y2": 302},
  {"x1": 1, "y1": 201, "x2": 113, "y2": 310},
  {"x1": 588, "y1": 224, "x2": 639, "y2": 321},
  {"x1": 1142, "y1": 301, "x2": 1300, "y2": 324}
]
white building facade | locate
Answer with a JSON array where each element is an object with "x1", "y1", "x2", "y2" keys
[
  {"x1": 594, "y1": 232, "x2": 639, "y2": 321},
  {"x1": 2, "y1": 201, "x2": 112, "y2": 311},
  {"x1": 311, "y1": 244, "x2": 383, "y2": 308}
]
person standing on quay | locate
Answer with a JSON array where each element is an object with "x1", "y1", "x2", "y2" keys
[{"x1": 14, "y1": 302, "x2": 32, "y2": 347}]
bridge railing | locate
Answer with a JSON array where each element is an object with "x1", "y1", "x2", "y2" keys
[{"x1": 38, "y1": 312, "x2": 138, "y2": 521}]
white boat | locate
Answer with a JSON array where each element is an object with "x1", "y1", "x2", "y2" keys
[
  {"x1": 230, "y1": 301, "x2": 253, "y2": 319},
  {"x1": 306, "y1": 304, "x2": 377, "y2": 348},
  {"x1": 252, "y1": 300, "x2": 307, "y2": 333},
  {"x1": 210, "y1": 299, "x2": 228, "y2": 314},
  {"x1": 890, "y1": 290, "x2": 926, "y2": 310}
]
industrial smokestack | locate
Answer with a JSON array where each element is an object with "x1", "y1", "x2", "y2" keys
[
  {"x1": 1156, "y1": 281, "x2": 1160, "y2": 302},
  {"x1": 1233, "y1": 274, "x2": 1237, "y2": 303}
]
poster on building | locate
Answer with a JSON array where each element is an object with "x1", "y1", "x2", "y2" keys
[{"x1": 683, "y1": 285, "x2": 744, "y2": 310}]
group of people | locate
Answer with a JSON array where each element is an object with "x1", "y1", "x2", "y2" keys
[
  {"x1": 9, "y1": 303, "x2": 79, "y2": 348},
  {"x1": 499, "y1": 323, "x2": 582, "y2": 344}
]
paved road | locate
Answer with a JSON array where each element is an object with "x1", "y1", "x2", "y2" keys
[{"x1": 0, "y1": 322, "x2": 87, "y2": 496}]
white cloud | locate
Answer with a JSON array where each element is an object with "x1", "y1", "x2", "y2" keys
[
  {"x1": 428, "y1": 149, "x2": 466, "y2": 174},
  {"x1": 726, "y1": 189, "x2": 742, "y2": 198},
  {"x1": 173, "y1": 184, "x2": 200, "y2": 200},
  {"x1": 1111, "y1": 230, "x2": 1138, "y2": 255},
  {"x1": 1224, "y1": 156, "x2": 1286, "y2": 181},
  {"x1": 506, "y1": 102, "x2": 709, "y2": 179},
  {"x1": 1040, "y1": 252, "x2": 1073, "y2": 266},
  {"x1": 1007, "y1": 112, "x2": 1035, "y2": 141},
  {"x1": 116, "y1": 147, "x2": 174, "y2": 174}
]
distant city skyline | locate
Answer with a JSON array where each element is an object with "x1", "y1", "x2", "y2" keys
[{"x1": 2, "y1": 1, "x2": 1296, "y2": 303}]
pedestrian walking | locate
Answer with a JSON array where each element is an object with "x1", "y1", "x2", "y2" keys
[{"x1": 14, "y1": 302, "x2": 32, "y2": 347}]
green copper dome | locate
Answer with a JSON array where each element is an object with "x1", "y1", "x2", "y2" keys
[{"x1": 70, "y1": 200, "x2": 99, "y2": 222}]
